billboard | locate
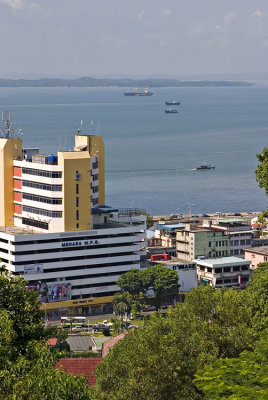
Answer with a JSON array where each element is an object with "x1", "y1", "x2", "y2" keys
[
  {"x1": 47, "y1": 282, "x2": 71, "y2": 303},
  {"x1": 24, "y1": 264, "x2": 44, "y2": 274},
  {"x1": 26, "y1": 281, "x2": 47, "y2": 303}
]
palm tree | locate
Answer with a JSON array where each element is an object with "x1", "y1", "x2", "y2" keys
[{"x1": 113, "y1": 292, "x2": 131, "y2": 321}]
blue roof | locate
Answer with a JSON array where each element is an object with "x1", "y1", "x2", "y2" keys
[
  {"x1": 92, "y1": 205, "x2": 119, "y2": 214},
  {"x1": 154, "y1": 223, "x2": 185, "y2": 231}
]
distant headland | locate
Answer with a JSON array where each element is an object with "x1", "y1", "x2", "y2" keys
[{"x1": 0, "y1": 77, "x2": 255, "y2": 88}]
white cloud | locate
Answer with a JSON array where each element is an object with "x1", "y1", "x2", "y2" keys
[
  {"x1": 189, "y1": 22, "x2": 207, "y2": 37},
  {"x1": 0, "y1": 0, "x2": 39, "y2": 10},
  {"x1": 100, "y1": 36, "x2": 114, "y2": 43},
  {"x1": 162, "y1": 9, "x2": 172, "y2": 17},
  {"x1": 0, "y1": 0, "x2": 23, "y2": 9},
  {"x1": 252, "y1": 10, "x2": 264, "y2": 19},
  {"x1": 137, "y1": 10, "x2": 146, "y2": 22},
  {"x1": 207, "y1": 34, "x2": 229, "y2": 49},
  {"x1": 159, "y1": 39, "x2": 167, "y2": 47},
  {"x1": 223, "y1": 12, "x2": 235, "y2": 27}
]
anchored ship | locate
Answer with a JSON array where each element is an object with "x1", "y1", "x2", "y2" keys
[{"x1": 124, "y1": 88, "x2": 153, "y2": 96}]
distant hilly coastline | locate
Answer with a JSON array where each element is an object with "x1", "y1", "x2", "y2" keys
[{"x1": 0, "y1": 76, "x2": 255, "y2": 88}]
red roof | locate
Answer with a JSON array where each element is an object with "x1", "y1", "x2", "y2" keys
[
  {"x1": 56, "y1": 358, "x2": 102, "y2": 385},
  {"x1": 47, "y1": 338, "x2": 58, "y2": 346},
  {"x1": 102, "y1": 333, "x2": 126, "y2": 358}
]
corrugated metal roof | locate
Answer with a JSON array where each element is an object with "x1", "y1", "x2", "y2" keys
[{"x1": 66, "y1": 335, "x2": 95, "y2": 352}]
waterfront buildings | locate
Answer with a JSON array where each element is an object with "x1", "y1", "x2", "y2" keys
[
  {"x1": 0, "y1": 114, "x2": 146, "y2": 316},
  {"x1": 176, "y1": 223, "x2": 230, "y2": 262},
  {"x1": 195, "y1": 256, "x2": 251, "y2": 288},
  {"x1": 203, "y1": 218, "x2": 253, "y2": 258}
]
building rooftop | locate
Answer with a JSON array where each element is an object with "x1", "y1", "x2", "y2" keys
[
  {"x1": 66, "y1": 335, "x2": 95, "y2": 353},
  {"x1": 154, "y1": 223, "x2": 185, "y2": 231},
  {"x1": 92, "y1": 205, "x2": 119, "y2": 214},
  {"x1": 194, "y1": 256, "x2": 251, "y2": 266},
  {"x1": 244, "y1": 246, "x2": 268, "y2": 255},
  {"x1": 217, "y1": 218, "x2": 249, "y2": 224},
  {"x1": 56, "y1": 357, "x2": 102, "y2": 386}
]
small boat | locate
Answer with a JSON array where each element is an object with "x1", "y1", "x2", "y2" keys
[
  {"x1": 165, "y1": 101, "x2": 180, "y2": 106},
  {"x1": 196, "y1": 165, "x2": 215, "y2": 170},
  {"x1": 165, "y1": 109, "x2": 178, "y2": 114},
  {"x1": 124, "y1": 88, "x2": 153, "y2": 96}
]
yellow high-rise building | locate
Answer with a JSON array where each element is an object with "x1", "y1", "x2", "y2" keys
[{"x1": 0, "y1": 115, "x2": 146, "y2": 315}]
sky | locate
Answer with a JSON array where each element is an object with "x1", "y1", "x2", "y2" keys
[{"x1": 0, "y1": 0, "x2": 267, "y2": 78}]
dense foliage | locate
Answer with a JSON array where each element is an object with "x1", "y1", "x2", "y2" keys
[
  {"x1": 95, "y1": 266, "x2": 268, "y2": 400},
  {"x1": 0, "y1": 270, "x2": 94, "y2": 399},
  {"x1": 256, "y1": 147, "x2": 268, "y2": 196},
  {"x1": 117, "y1": 265, "x2": 179, "y2": 310},
  {"x1": 0, "y1": 264, "x2": 267, "y2": 399},
  {"x1": 195, "y1": 330, "x2": 268, "y2": 399}
]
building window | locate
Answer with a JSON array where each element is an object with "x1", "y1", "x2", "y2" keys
[
  {"x1": 22, "y1": 206, "x2": 62, "y2": 218},
  {"x1": 76, "y1": 197, "x2": 79, "y2": 207},
  {"x1": 76, "y1": 223, "x2": 79, "y2": 229},
  {"x1": 22, "y1": 168, "x2": 62, "y2": 178},
  {"x1": 241, "y1": 265, "x2": 248, "y2": 271},
  {"x1": 76, "y1": 210, "x2": 79, "y2": 221},
  {"x1": 22, "y1": 193, "x2": 62, "y2": 205},
  {"x1": 233, "y1": 266, "x2": 240, "y2": 271},
  {"x1": 76, "y1": 184, "x2": 79, "y2": 194},
  {"x1": 223, "y1": 267, "x2": 231, "y2": 272},
  {"x1": 22, "y1": 180, "x2": 62, "y2": 192}
]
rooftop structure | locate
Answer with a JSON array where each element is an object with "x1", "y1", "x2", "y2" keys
[
  {"x1": 195, "y1": 256, "x2": 251, "y2": 288},
  {"x1": 176, "y1": 223, "x2": 230, "y2": 262}
]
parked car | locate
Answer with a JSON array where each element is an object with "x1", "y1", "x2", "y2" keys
[
  {"x1": 92, "y1": 323, "x2": 110, "y2": 332},
  {"x1": 122, "y1": 322, "x2": 137, "y2": 329}
]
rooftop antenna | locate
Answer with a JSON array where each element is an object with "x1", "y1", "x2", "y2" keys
[
  {"x1": 0, "y1": 112, "x2": 23, "y2": 139},
  {"x1": 90, "y1": 120, "x2": 95, "y2": 135}
]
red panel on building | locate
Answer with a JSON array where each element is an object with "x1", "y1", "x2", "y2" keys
[
  {"x1": 14, "y1": 204, "x2": 22, "y2": 214},
  {"x1": 13, "y1": 167, "x2": 22, "y2": 177},
  {"x1": 14, "y1": 179, "x2": 22, "y2": 190},
  {"x1": 14, "y1": 192, "x2": 22, "y2": 202}
]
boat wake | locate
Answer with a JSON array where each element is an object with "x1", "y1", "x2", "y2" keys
[{"x1": 107, "y1": 167, "x2": 197, "y2": 175}]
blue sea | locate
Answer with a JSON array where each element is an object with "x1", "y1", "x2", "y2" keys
[{"x1": 0, "y1": 85, "x2": 267, "y2": 215}]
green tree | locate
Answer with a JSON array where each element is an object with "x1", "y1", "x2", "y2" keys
[
  {"x1": 0, "y1": 271, "x2": 96, "y2": 399},
  {"x1": 0, "y1": 270, "x2": 46, "y2": 353},
  {"x1": 143, "y1": 265, "x2": 179, "y2": 310},
  {"x1": 113, "y1": 292, "x2": 131, "y2": 320},
  {"x1": 255, "y1": 147, "x2": 268, "y2": 195},
  {"x1": 172, "y1": 285, "x2": 257, "y2": 358},
  {"x1": 246, "y1": 263, "x2": 268, "y2": 331},
  {"x1": 195, "y1": 330, "x2": 268, "y2": 399},
  {"x1": 0, "y1": 341, "x2": 95, "y2": 400},
  {"x1": 95, "y1": 285, "x2": 261, "y2": 400},
  {"x1": 95, "y1": 313, "x2": 206, "y2": 400},
  {"x1": 117, "y1": 265, "x2": 179, "y2": 311},
  {"x1": 117, "y1": 269, "x2": 145, "y2": 299}
]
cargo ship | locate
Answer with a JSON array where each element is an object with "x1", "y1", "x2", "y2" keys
[
  {"x1": 165, "y1": 109, "x2": 178, "y2": 114},
  {"x1": 124, "y1": 88, "x2": 153, "y2": 96},
  {"x1": 165, "y1": 101, "x2": 180, "y2": 105}
]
